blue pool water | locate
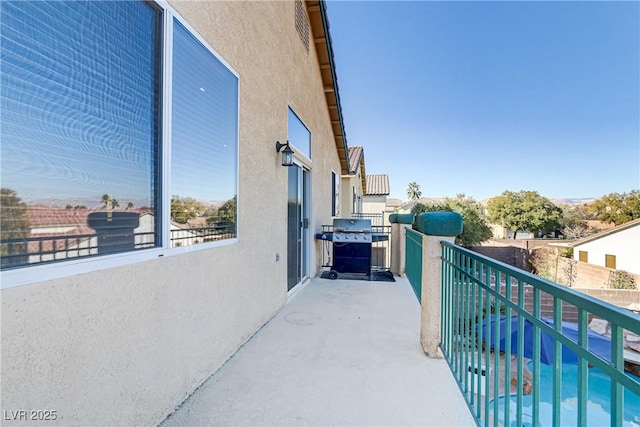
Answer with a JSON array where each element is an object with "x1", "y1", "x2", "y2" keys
[{"x1": 493, "y1": 362, "x2": 640, "y2": 427}]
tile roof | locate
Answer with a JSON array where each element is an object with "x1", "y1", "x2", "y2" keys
[
  {"x1": 366, "y1": 174, "x2": 390, "y2": 196},
  {"x1": 347, "y1": 146, "x2": 367, "y2": 192},
  {"x1": 348, "y1": 146, "x2": 363, "y2": 174}
]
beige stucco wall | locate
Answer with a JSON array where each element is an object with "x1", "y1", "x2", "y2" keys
[
  {"x1": 1, "y1": 2, "x2": 342, "y2": 425},
  {"x1": 340, "y1": 169, "x2": 363, "y2": 216}
]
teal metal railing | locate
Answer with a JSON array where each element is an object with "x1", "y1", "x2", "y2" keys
[
  {"x1": 439, "y1": 241, "x2": 640, "y2": 427},
  {"x1": 405, "y1": 228, "x2": 423, "y2": 302}
]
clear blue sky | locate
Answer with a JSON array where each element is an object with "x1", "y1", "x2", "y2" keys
[{"x1": 325, "y1": 1, "x2": 640, "y2": 202}]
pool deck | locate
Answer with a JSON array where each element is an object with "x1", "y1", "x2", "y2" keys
[{"x1": 160, "y1": 275, "x2": 476, "y2": 426}]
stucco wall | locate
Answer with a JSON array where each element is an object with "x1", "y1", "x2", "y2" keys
[
  {"x1": 572, "y1": 225, "x2": 640, "y2": 274},
  {"x1": 341, "y1": 175, "x2": 356, "y2": 215},
  {"x1": 1, "y1": 2, "x2": 342, "y2": 425}
]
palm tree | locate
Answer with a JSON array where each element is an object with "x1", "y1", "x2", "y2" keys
[
  {"x1": 407, "y1": 182, "x2": 422, "y2": 201},
  {"x1": 101, "y1": 194, "x2": 119, "y2": 210}
]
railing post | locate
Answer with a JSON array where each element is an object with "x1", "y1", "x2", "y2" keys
[
  {"x1": 389, "y1": 213, "x2": 414, "y2": 276},
  {"x1": 416, "y1": 212, "x2": 463, "y2": 358}
]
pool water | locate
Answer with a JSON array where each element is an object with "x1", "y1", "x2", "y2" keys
[{"x1": 493, "y1": 362, "x2": 640, "y2": 427}]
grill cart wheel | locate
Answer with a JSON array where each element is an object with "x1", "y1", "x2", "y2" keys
[{"x1": 328, "y1": 270, "x2": 338, "y2": 280}]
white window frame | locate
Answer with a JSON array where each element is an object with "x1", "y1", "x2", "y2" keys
[{"x1": 1, "y1": 0, "x2": 239, "y2": 289}]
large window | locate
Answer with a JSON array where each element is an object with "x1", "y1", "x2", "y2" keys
[
  {"x1": 171, "y1": 20, "x2": 238, "y2": 247},
  {"x1": 0, "y1": 1, "x2": 238, "y2": 278}
]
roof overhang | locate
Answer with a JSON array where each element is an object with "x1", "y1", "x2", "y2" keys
[{"x1": 306, "y1": 0, "x2": 350, "y2": 175}]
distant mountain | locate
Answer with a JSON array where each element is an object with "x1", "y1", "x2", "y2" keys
[
  {"x1": 551, "y1": 198, "x2": 596, "y2": 206},
  {"x1": 478, "y1": 197, "x2": 596, "y2": 207}
]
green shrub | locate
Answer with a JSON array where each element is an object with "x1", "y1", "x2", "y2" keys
[{"x1": 608, "y1": 270, "x2": 637, "y2": 290}]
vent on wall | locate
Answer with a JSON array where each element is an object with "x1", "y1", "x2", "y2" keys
[{"x1": 295, "y1": 0, "x2": 310, "y2": 52}]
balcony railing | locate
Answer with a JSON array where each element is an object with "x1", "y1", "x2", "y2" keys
[
  {"x1": 405, "y1": 228, "x2": 423, "y2": 301},
  {"x1": 317, "y1": 224, "x2": 391, "y2": 272},
  {"x1": 405, "y1": 230, "x2": 640, "y2": 426}
]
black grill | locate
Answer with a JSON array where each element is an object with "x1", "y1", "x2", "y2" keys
[{"x1": 332, "y1": 218, "x2": 372, "y2": 277}]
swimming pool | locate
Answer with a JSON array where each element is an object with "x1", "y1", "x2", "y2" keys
[{"x1": 493, "y1": 361, "x2": 640, "y2": 427}]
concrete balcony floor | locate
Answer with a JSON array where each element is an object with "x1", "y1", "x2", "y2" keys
[{"x1": 161, "y1": 276, "x2": 475, "y2": 426}]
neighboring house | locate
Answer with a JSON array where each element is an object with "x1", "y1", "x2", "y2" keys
[
  {"x1": 340, "y1": 145, "x2": 366, "y2": 216},
  {"x1": 570, "y1": 218, "x2": 640, "y2": 275},
  {"x1": 397, "y1": 197, "x2": 448, "y2": 215},
  {"x1": 363, "y1": 174, "x2": 398, "y2": 225},
  {"x1": 489, "y1": 225, "x2": 534, "y2": 239},
  {"x1": 1, "y1": 1, "x2": 350, "y2": 425}
]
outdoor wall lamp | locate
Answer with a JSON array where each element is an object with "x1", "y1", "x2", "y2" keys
[{"x1": 276, "y1": 140, "x2": 294, "y2": 167}]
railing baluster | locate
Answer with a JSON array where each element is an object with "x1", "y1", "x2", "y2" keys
[
  {"x1": 533, "y1": 286, "x2": 541, "y2": 427},
  {"x1": 503, "y1": 273, "x2": 511, "y2": 427},
  {"x1": 611, "y1": 323, "x2": 624, "y2": 427},
  {"x1": 470, "y1": 257, "x2": 477, "y2": 406},
  {"x1": 463, "y1": 253, "x2": 470, "y2": 394},
  {"x1": 516, "y1": 279, "x2": 524, "y2": 427},
  {"x1": 483, "y1": 260, "x2": 491, "y2": 427},
  {"x1": 577, "y1": 308, "x2": 588, "y2": 426},
  {"x1": 553, "y1": 297, "x2": 562, "y2": 427}
]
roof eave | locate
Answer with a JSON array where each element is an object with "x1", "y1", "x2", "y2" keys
[{"x1": 306, "y1": 0, "x2": 350, "y2": 175}]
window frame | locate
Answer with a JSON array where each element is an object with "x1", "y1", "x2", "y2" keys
[{"x1": 1, "y1": 0, "x2": 240, "y2": 289}]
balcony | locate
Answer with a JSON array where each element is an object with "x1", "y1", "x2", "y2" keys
[
  {"x1": 3, "y1": 212, "x2": 638, "y2": 426},
  {"x1": 160, "y1": 275, "x2": 476, "y2": 426}
]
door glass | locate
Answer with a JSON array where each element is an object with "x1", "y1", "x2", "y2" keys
[
  {"x1": 287, "y1": 166, "x2": 301, "y2": 290},
  {"x1": 301, "y1": 169, "x2": 309, "y2": 279}
]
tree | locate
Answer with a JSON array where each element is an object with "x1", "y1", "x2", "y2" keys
[
  {"x1": 486, "y1": 190, "x2": 562, "y2": 239},
  {"x1": 407, "y1": 182, "x2": 422, "y2": 201},
  {"x1": 171, "y1": 196, "x2": 205, "y2": 224},
  {"x1": 411, "y1": 194, "x2": 492, "y2": 247},
  {"x1": 101, "y1": 194, "x2": 119, "y2": 210},
  {"x1": 208, "y1": 196, "x2": 236, "y2": 234},
  {"x1": 588, "y1": 190, "x2": 640, "y2": 226},
  {"x1": 558, "y1": 204, "x2": 597, "y2": 239},
  {"x1": 1, "y1": 188, "x2": 30, "y2": 266}
]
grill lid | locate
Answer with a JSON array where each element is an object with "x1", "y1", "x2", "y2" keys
[{"x1": 333, "y1": 218, "x2": 372, "y2": 233}]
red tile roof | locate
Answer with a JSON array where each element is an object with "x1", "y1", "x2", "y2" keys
[{"x1": 366, "y1": 174, "x2": 390, "y2": 196}]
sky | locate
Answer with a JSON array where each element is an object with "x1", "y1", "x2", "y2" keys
[{"x1": 325, "y1": 1, "x2": 640, "y2": 203}]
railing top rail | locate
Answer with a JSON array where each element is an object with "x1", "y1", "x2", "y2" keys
[{"x1": 441, "y1": 240, "x2": 640, "y2": 333}]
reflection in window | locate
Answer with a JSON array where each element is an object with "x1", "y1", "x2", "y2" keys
[
  {"x1": 171, "y1": 20, "x2": 238, "y2": 247},
  {"x1": 288, "y1": 108, "x2": 311, "y2": 159},
  {"x1": 0, "y1": 1, "x2": 161, "y2": 269},
  {"x1": 0, "y1": 1, "x2": 240, "y2": 272}
]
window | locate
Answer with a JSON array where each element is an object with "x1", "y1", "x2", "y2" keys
[
  {"x1": 331, "y1": 171, "x2": 338, "y2": 216},
  {"x1": 352, "y1": 187, "x2": 357, "y2": 214},
  {"x1": 578, "y1": 251, "x2": 588, "y2": 263},
  {"x1": 0, "y1": 1, "x2": 238, "y2": 276},
  {"x1": 288, "y1": 108, "x2": 311, "y2": 160},
  {"x1": 171, "y1": 20, "x2": 238, "y2": 247},
  {"x1": 605, "y1": 254, "x2": 616, "y2": 269}
]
